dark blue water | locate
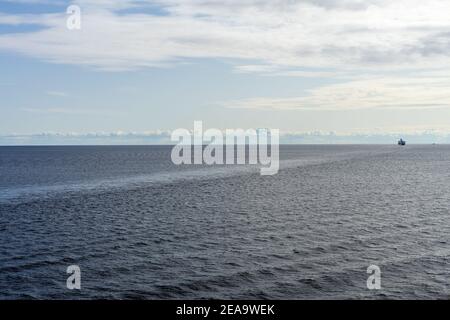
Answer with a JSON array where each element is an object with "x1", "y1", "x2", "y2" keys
[{"x1": 1, "y1": 145, "x2": 449, "y2": 299}]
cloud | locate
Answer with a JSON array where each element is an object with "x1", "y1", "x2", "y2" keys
[
  {"x1": 21, "y1": 107, "x2": 118, "y2": 116},
  {"x1": 1, "y1": 0, "x2": 450, "y2": 71},
  {"x1": 0, "y1": 130, "x2": 173, "y2": 145},
  {"x1": 2, "y1": 1, "x2": 450, "y2": 112},
  {"x1": 233, "y1": 64, "x2": 280, "y2": 74},
  {"x1": 223, "y1": 76, "x2": 450, "y2": 110},
  {"x1": 46, "y1": 90, "x2": 68, "y2": 97},
  {"x1": 3, "y1": 128, "x2": 450, "y2": 145}
]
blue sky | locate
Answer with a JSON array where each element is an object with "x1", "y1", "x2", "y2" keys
[{"x1": 2, "y1": 0, "x2": 450, "y2": 144}]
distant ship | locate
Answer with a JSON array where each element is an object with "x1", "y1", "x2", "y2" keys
[{"x1": 398, "y1": 138, "x2": 406, "y2": 146}]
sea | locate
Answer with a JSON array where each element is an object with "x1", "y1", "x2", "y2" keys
[{"x1": 0, "y1": 145, "x2": 449, "y2": 299}]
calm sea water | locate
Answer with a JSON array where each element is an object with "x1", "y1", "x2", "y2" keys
[{"x1": 1, "y1": 145, "x2": 449, "y2": 299}]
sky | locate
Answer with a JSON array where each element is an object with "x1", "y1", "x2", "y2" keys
[{"x1": 2, "y1": 0, "x2": 450, "y2": 144}]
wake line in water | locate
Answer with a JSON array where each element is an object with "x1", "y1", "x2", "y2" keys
[
  {"x1": 0, "y1": 147, "x2": 396, "y2": 204},
  {"x1": 0, "y1": 165, "x2": 258, "y2": 204}
]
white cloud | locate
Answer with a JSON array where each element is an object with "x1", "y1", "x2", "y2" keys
[
  {"x1": 1, "y1": 0, "x2": 450, "y2": 71},
  {"x1": 2, "y1": 1, "x2": 450, "y2": 110},
  {"x1": 46, "y1": 90, "x2": 68, "y2": 97},
  {"x1": 223, "y1": 77, "x2": 450, "y2": 110},
  {"x1": 21, "y1": 107, "x2": 120, "y2": 116},
  {"x1": 233, "y1": 64, "x2": 280, "y2": 74},
  {"x1": 4, "y1": 128, "x2": 450, "y2": 145}
]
